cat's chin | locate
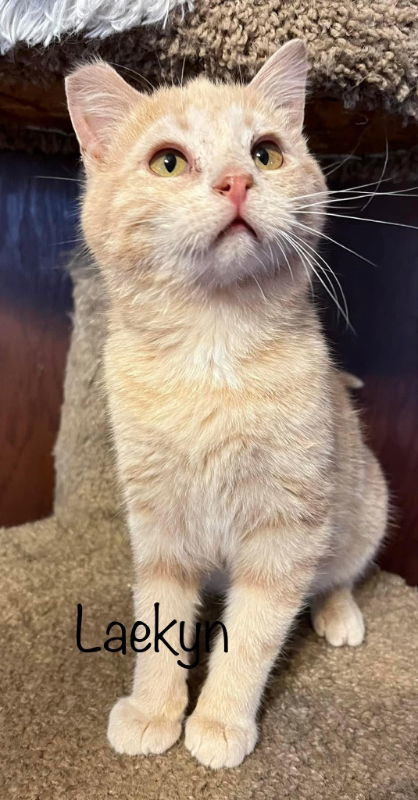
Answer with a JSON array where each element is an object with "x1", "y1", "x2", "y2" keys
[
  {"x1": 196, "y1": 230, "x2": 263, "y2": 287},
  {"x1": 193, "y1": 259, "x2": 274, "y2": 291}
]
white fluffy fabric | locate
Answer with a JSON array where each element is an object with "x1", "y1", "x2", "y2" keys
[{"x1": 0, "y1": 0, "x2": 192, "y2": 54}]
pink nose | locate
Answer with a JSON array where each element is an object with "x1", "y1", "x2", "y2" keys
[{"x1": 213, "y1": 172, "x2": 253, "y2": 210}]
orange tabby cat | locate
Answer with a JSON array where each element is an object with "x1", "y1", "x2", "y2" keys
[{"x1": 66, "y1": 40, "x2": 387, "y2": 769}]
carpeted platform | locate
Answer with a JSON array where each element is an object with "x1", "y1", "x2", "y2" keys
[
  {"x1": 1, "y1": 0, "x2": 417, "y2": 118},
  {"x1": 1, "y1": 264, "x2": 417, "y2": 798},
  {"x1": 1, "y1": 0, "x2": 417, "y2": 202}
]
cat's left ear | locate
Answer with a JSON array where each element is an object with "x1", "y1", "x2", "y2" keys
[{"x1": 249, "y1": 39, "x2": 308, "y2": 133}]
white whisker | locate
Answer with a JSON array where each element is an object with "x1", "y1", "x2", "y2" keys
[
  {"x1": 291, "y1": 175, "x2": 415, "y2": 205},
  {"x1": 292, "y1": 218, "x2": 377, "y2": 267},
  {"x1": 295, "y1": 189, "x2": 418, "y2": 211},
  {"x1": 273, "y1": 233, "x2": 295, "y2": 284},
  {"x1": 323, "y1": 151, "x2": 360, "y2": 178},
  {"x1": 35, "y1": 175, "x2": 81, "y2": 183},
  {"x1": 279, "y1": 230, "x2": 352, "y2": 329},
  {"x1": 107, "y1": 61, "x2": 155, "y2": 92},
  {"x1": 253, "y1": 274, "x2": 268, "y2": 302},
  {"x1": 299, "y1": 210, "x2": 418, "y2": 232},
  {"x1": 285, "y1": 229, "x2": 351, "y2": 329},
  {"x1": 361, "y1": 137, "x2": 389, "y2": 211},
  {"x1": 278, "y1": 231, "x2": 314, "y2": 297}
]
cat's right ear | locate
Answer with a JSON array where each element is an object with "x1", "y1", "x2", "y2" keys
[
  {"x1": 65, "y1": 61, "x2": 144, "y2": 167},
  {"x1": 249, "y1": 40, "x2": 308, "y2": 134}
]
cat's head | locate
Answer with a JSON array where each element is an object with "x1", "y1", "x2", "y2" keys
[{"x1": 66, "y1": 41, "x2": 326, "y2": 294}]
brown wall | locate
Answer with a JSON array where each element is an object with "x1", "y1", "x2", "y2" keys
[{"x1": 0, "y1": 151, "x2": 74, "y2": 525}]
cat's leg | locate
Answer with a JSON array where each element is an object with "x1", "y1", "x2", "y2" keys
[
  {"x1": 310, "y1": 586, "x2": 365, "y2": 646},
  {"x1": 108, "y1": 534, "x2": 200, "y2": 756},
  {"x1": 185, "y1": 523, "x2": 326, "y2": 769},
  {"x1": 311, "y1": 451, "x2": 388, "y2": 648}
]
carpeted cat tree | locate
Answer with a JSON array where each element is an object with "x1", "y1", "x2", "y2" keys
[{"x1": 1, "y1": 3, "x2": 417, "y2": 798}]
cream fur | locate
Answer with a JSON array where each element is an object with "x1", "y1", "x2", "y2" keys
[{"x1": 66, "y1": 40, "x2": 388, "y2": 769}]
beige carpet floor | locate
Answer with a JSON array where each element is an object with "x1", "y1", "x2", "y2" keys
[{"x1": 2, "y1": 514, "x2": 417, "y2": 799}]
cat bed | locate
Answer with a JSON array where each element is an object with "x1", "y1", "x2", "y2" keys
[
  {"x1": 1, "y1": 263, "x2": 417, "y2": 799},
  {"x1": 0, "y1": 0, "x2": 417, "y2": 176}
]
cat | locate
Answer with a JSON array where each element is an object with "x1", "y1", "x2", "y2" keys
[{"x1": 65, "y1": 39, "x2": 388, "y2": 769}]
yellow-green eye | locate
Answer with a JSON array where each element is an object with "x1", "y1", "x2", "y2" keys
[
  {"x1": 149, "y1": 148, "x2": 188, "y2": 177},
  {"x1": 252, "y1": 141, "x2": 283, "y2": 171}
]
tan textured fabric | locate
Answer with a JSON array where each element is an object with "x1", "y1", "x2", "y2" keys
[
  {"x1": 1, "y1": 0, "x2": 416, "y2": 177},
  {"x1": 1, "y1": 263, "x2": 418, "y2": 798},
  {"x1": 53, "y1": 262, "x2": 118, "y2": 529},
  {"x1": 1, "y1": 517, "x2": 417, "y2": 799},
  {"x1": 1, "y1": 0, "x2": 417, "y2": 118}
]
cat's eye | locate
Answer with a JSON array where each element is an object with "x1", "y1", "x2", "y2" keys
[
  {"x1": 252, "y1": 140, "x2": 283, "y2": 171},
  {"x1": 149, "y1": 148, "x2": 188, "y2": 177}
]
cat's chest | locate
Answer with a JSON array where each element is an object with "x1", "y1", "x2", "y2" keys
[
  {"x1": 114, "y1": 377, "x2": 319, "y2": 511},
  {"x1": 106, "y1": 328, "x2": 330, "y2": 535},
  {"x1": 121, "y1": 388, "x2": 326, "y2": 562}
]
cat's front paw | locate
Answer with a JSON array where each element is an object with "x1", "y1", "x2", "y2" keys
[
  {"x1": 185, "y1": 713, "x2": 257, "y2": 769},
  {"x1": 108, "y1": 697, "x2": 181, "y2": 756}
]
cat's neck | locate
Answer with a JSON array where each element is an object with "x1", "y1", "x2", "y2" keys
[{"x1": 107, "y1": 274, "x2": 322, "y2": 389}]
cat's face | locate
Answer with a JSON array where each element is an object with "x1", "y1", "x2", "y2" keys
[{"x1": 67, "y1": 41, "x2": 326, "y2": 293}]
